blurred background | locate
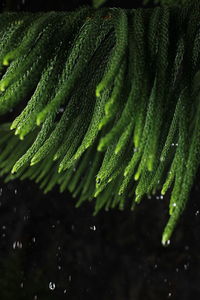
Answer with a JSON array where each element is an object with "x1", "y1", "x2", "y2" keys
[
  {"x1": 1, "y1": 0, "x2": 155, "y2": 11},
  {"x1": 0, "y1": 0, "x2": 200, "y2": 299}
]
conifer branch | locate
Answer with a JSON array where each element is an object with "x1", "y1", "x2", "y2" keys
[{"x1": 0, "y1": 3, "x2": 200, "y2": 244}]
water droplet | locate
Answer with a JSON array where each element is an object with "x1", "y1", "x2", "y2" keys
[
  {"x1": 49, "y1": 282, "x2": 56, "y2": 290},
  {"x1": 195, "y1": 210, "x2": 199, "y2": 216},
  {"x1": 23, "y1": 215, "x2": 29, "y2": 221},
  {"x1": 89, "y1": 225, "x2": 96, "y2": 231},
  {"x1": 13, "y1": 241, "x2": 23, "y2": 249},
  {"x1": 58, "y1": 107, "x2": 64, "y2": 113},
  {"x1": 96, "y1": 178, "x2": 101, "y2": 184},
  {"x1": 154, "y1": 264, "x2": 158, "y2": 269},
  {"x1": 64, "y1": 289, "x2": 67, "y2": 294},
  {"x1": 20, "y1": 282, "x2": 24, "y2": 288},
  {"x1": 184, "y1": 263, "x2": 190, "y2": 270},
  {"x1": 168, "y1": 292, "x2": 172, "y2": 298}
]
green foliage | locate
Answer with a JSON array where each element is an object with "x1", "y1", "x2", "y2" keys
[
  {"x1": 148, "y1": 0, "x2": 188, "y2": 6},
  {"x1": 92, "y1": 0, "x2": 108, "y2": 8},
  {"x1": 92, "y1": 0, "x2": 190, "y2": 8},
  {"x1": 0, "y1": 3, "x2": 200, "y2": 245}
]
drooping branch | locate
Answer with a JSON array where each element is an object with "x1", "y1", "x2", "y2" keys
[{"x1": 0, "y1": 3, "x2": 200, "y2": 244}]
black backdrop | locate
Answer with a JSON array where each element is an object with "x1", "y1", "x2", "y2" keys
[
  {"x1": 1, "y1": 0, "x2": 154, "y2": 11},
  {"x1": 0, "y1": 1, "x2": 200, "y2": 300}
]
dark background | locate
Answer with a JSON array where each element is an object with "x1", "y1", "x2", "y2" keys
[
  {"x1": 0, "y1": 0, "x2": 200, "y2": 299},
  {"x1": 1, "y1": 0, "x2": 154, "y2": 11}
]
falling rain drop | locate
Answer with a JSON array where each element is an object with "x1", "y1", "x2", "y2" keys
[
  {"x1": 89, "y1": 225, "x2": 96, "y2": 231},
  {"x1": 168, "y1": 292, "x2": 172, "y2": 298},
  {"x1": 184, "y1": 263, "x2": 190, "y2": 271},
  {"x1": 13, "y1": 241, "x2": 23, "y2": 249},
  {"x1": 154, "y1": 264, "x2": 158, "y2": 269},
  {"x1": 49, "y1": 282, "x2": 56, "y2": 290}
]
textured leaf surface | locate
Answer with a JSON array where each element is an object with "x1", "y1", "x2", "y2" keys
[{"x1": 0, "y1": 4, "x2": 199, "y2": 244}]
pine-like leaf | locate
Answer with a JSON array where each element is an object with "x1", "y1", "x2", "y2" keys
[{"x1": 0, "y1": 3, "x2": 199, "y2": 244}]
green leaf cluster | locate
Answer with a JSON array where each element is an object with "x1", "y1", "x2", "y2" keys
[
  {"x1": 93, "y1": 0, "x2": 190, "y2": 8},
  {"x1": 0, "y1": 3, "x2": 200, "y2": 244},
  {"x1": 92, "y1": 0, "x2": 108, "y2": 8},
  {"x1": 146, "y1": 0, "x2": 189, "y2": 6}
]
